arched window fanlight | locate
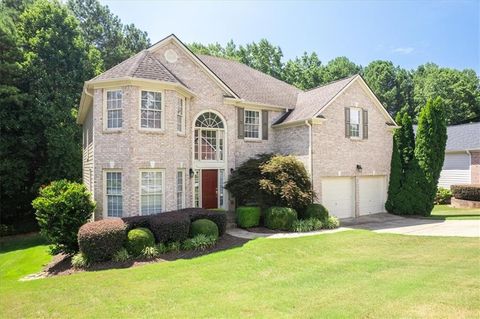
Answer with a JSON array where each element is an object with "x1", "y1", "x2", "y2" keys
[{"x1": 195, "y1": 112, "x2": 224, "y2": 129}]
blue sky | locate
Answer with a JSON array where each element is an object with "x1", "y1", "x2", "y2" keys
[{"x1": 101, "y1": 0, "x2": 479, "y2": 72}]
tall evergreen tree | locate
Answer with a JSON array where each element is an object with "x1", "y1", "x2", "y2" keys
[
  {"x1": 394, "y1": 110, "x2": 415, "y2": 172},
  {"x1": 414, "y1": 97, "x2": 447, "y2": 213},
  {"x1": 385, "y1": 138, "x2": 402, "y2": 213}
]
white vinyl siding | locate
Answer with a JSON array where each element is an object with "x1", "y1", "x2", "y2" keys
[
  {"x1": 105, "y1": 171, "x2": 122, "y2": 217},
  {"x1": 140, "y1": 170, "x2": 164, "y2": 215},
  {"x1": 140, "y1": 91, "x2": 162, "y2": 129},
  {"x1": 438, "y1": 152, "x2": 471, "y2": 188},
  {"x1": 244, "y1": 110, "x2": 261, "y2": 139},
  {"x1": 106, "y1": 90, "x2": 123, "y2": 129}
]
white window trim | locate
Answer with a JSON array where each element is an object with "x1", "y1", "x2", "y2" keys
[
  {"x1": 192, "y1": 169, "x2": 202, "y2": 208},
  {"x1": 139, "y1": 169, "x2": 166, "y2": 215},
  {"x1": 139, "y1": 90, "x2": 165, "y2": 132},
  {"x1": 103, "y1": 88, "x2": 123, "y2": 132},
  {"x1": 176, "y1": 97, "x2": 187, "y2": 135},
  {"x1": 103, "y1": 170, "x2": 123, "y2": 218},
  {"x1": 176, "y1": 169, "x2": 186, "y2": 209},
  {"x1": 244, "y1": 109, "x2": 262, "y2": 141},
  {"x1": 349, "y1": 107, "x2": 362, "y2": 140}
]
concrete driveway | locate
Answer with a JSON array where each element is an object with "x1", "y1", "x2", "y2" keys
[{"x1": 342, "y1": 213, "x2": 480, "y2": 237}]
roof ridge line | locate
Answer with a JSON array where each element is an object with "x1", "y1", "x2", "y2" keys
[
  {"x1": 128, "y1": 50, "x2": 148, "y2": 76},
  {"x1": 302, "y1": 74, "x2": 359, "y2": 93}
]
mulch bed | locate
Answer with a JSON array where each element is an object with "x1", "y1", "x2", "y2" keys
[{"x1": 42, "y1": 234, "x2": 249, "y2": 278}]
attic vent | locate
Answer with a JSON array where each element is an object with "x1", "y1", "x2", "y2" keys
[{"x1": 165, "y1": 49, "x2": 178, "y2": 63}]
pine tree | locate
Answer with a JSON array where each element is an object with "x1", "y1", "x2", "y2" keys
[
  {"x1": 414, "y1": 97, "x2": 447, "y2": 214},
  {"x1": 385, "y1": 138, "x2": 402, "y2": 213},
  {"x1": 394, "y1": 110, "x2": 415, "y2": 172}
]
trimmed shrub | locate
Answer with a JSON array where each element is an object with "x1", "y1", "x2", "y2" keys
[
  {"x1": 291, "y1": 218, "x2": 323, "y2": 232},
  {"x1": 264, "y1": 207, "x2": 297, "y2": 230},
  {"x1": 126, "y1": 228, "x2": 155, "y2": 256},
  {"x1": 78, "y1": 219, "x2": 126, "y2": 262},
  {"x1": 148, "y1": 212, "x2": 190, "y2": 243},
  {"x1": 141, "y1": 246, "x2": 160, "y2": 259},
  {"x1": 259, "y1": 155, "x2": 315, "y2": 213},
  {"x1": 435, "y1": 187, "x2": 452, "y2": 204},
  {"x1": 451, "y1": 184, "x2": 480, "y2": 201},
  {"x1": 323, "y1": 216, "x2": 340, "y2": 229},
  {"x1": 236, "y1": 206, "x2": 261, "y2": 228},
  {"x1": 186, "y1": 208, "x2": 227, "y2": 236},
  {"x1": 190, "y1": 219, "x2": 219, "y2": 238},
  {"x1": 182, "y1": 234, "x2": 217, "y2": 251},
  {"x1": 112, "y1": 248, "x2": 131, "y2": 262},
  {"x1": 32, "y1": 180, "x2": 96, "y2": 254},
  {"x1": 302, "y1": 204, "x2": 329, "y2": 221},
  {"x1": 121, "y1": 215, "x2": 151, "y2": 231},
  {"x1": 71, "y1": 252, "x2": 89, "y2": 268}
]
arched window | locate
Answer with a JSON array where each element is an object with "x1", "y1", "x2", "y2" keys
[{"x1": 194, "y1": 112, "x2": 225, "y2": 161}]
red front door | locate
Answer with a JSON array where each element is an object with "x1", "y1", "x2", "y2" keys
[{"x1": 202, "y1": 169, "x2": 218, "y2": 209}]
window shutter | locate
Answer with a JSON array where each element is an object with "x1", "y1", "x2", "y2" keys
[
  {"x1": 262, "y1": 110, "x2": 268, "y2": 140},
  {"x1": 362, "y1": 109, "x2": 368, "y2": 139},
  {"x1": 237, "y1": 107, "x2": 244, "y2": 139},
  {"x1": 345, "y1": 107, "x2": 350, "y2": 138}
]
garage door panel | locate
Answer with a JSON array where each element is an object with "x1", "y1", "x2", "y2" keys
[
  {"x1": 359, "y1": 176, "x2": 386, "y2": 215},
  {"x1": 321, "y1": 177, "x2": 355, "y2": 219}
]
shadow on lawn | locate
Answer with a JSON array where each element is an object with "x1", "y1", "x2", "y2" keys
[{"x1": 0, "y1": 232, "x2": 46, "y2": 254}]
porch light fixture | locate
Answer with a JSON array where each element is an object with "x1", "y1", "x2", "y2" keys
[
  {"x1": 189, "y1": 168, "x2": 194, "y2": 178},
  {"x1": 356, "y1": 164, "x2": 362, "y2": 173}
]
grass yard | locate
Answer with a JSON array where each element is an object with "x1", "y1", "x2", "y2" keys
[
  {"x1": 428, "y1": 204, "x2": 480, "y2": 220},
  {"x1": 0, "y1": 231, "x2": 479, "y2": 318}
]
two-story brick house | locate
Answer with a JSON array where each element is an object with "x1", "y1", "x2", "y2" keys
[{"x1": 77, "y1": 34, "x2": 397, "y2": 220}]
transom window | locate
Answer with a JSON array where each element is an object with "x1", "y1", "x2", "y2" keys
[
  {"x1": 140, "y1": 91, "x2": 162, "y2": 129},
  {"x1": 244, "y1": 110, "x2": 261, "y2": 139},
  {"x1": 140, "y1": 170, "x2": 164, "y2": 215},
  {"x1": 177, "y1": 97, "x2": 185, "y2": 133},
  {"x1": 349, "y1": 107, "x2": 362, "y2": 137},
  {"x1": 106, "y1": 171, "x2": 122, "y2": 217},
  {"x1": 106, "y1": 90, "x2": 123, "y2": 129},
  {"x1": 194, "y1": 112, "x2": 225, "y2": 162}
]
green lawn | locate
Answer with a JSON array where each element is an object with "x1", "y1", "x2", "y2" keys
[
  {"x1": 428, "y1": 204, "x2": 480, "y2": 220},
  {"x1": 1, "y1": 231, "x2": 479, "y2": 318}
]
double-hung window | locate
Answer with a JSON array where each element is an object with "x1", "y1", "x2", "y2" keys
[
  {"x1": 140, "y1": 91, "x2": 162, "y2": 129},
  {"x1": 244, "y1": 110, "x2": 261, "y2": 139},
  {"x1": 349, "y1": 107, "x2": 362, "y2": 138},
  {"x1": 106, "y1": 90, "x2": 123, "y2": 129},
  {"x1": 176, "y1": 170, "x2": 185, "y2": 209},
  {"x1": 176, "y1": 97, "x2": 185, "y2": 134},
  {"x1": 140, "y1": 170, "x2": 164, "y2": 215},
  {"x1": 105, "y1": 171, "x2": 122, "y2": 217}
]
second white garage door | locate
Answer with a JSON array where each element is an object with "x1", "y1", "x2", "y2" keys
[
  {"x1": 321, "y1": 177, "x2": 355, "y2": 218},
  {"x1": 359, "y1": 176, "x2": 386, "y2": 216}
]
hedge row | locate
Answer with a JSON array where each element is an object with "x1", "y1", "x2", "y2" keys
[
  {"x1": 78, "y1": 208, "x2": 226, "y2": 262},
  {"x1": 451, "y1": 184, "x2": 480, "y2": 201}
]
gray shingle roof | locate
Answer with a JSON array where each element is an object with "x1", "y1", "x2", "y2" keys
[
  {"x1": 91, "y1": 50, "x2": 179, "y2": 83},
  {"x1": 445, "y1": 122, "x2": 480, "y2": 151},
  {"x1": 198, "y1": 55, "x2": 301, "y2": 108},
  {"x1": 280, "y1": 75, "x2": 357, "y2": 124}
]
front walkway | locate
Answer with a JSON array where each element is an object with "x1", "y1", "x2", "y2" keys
[{"x1": 227, "y1": 213, "x2": 480, "y2": 239}]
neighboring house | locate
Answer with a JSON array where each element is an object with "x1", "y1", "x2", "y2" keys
[
  {"x1": 438, "y1": 122, "x2": 480, "y2": 188},
  {"x1": 77, "y1": 34, "x2": 397, "y2": 220}
]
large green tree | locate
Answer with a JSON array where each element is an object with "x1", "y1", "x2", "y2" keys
[
  {"x1": 283, "y1": 52, "x2": 323, "y2": 90},
  {"x1": 322, "y1": 56, "x2": 362, "y2": 83},
  {"x1": 67, "y1": 0, "x2": 150, "y2": 70},
  {"x1": 414, "y1": 97, "x2": 447, "y2": 213},
  {"x1": 413, "y1": 63, "x2": 480, "y2": 125},
  {"x1": 385, "y1": 138, "x2": 402, "y2": 213}
]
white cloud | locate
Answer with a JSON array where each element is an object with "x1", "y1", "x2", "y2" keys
[{"x1": 391, "y1": 47, "x2": 415, "y2": 54}]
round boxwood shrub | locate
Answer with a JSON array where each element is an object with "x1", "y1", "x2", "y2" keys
[
  {"x1": 303, "y1": 203, "x2": 329, "y2": 221},
  {"x1": 264, "y1": 207, "x2": 297, "y2": 230},
  {"x1": 32, "y1": 180, "x2": 96, "y2": 254},
  {"x1": 190, "y1": 219, "x2": 219, "y2": 238},
  {"x1": 78, "y1": 219, "x2": 126, "y2": 262},
  {"x1": 126, "y1": 227, "x2": 155, "y2": 256},
  {"x1": 236, "y1": 206, "x2": 261, "y2": 228}
]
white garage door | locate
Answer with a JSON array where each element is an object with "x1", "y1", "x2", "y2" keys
[
  {"x1": 321, "y1": 177, "x2": 355, "y2": 218},
  {"x1": 359, "y1": 176, "x2": 386, "y2": 216}
]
